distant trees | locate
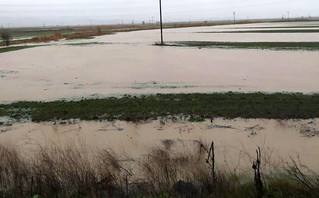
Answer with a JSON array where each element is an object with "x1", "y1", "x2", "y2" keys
[{"x1": 1, "y1": 32, "x2": 12, "y2": 46}]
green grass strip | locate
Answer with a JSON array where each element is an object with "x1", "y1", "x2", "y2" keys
[
  {"x1": 0, "y1": 45, "x2": 41, "y2": 53},
  {"x1": 164, "y1": 41, "x2": 319, "y2": 51},
  {"x1": 66, "y1": 36, "x2": 95, "y2": 40},
  {"x1": 233, "y1": 26, "x2": 319, "y2": 29},
  {"x1": 65, "y1": 42, "x2": 106, "y2": 46},
  {"x1": 1, "y1": 93, "x2": 319, "y2": 122},
  {"x1": 201, "y1": 29, "x2": 319, "y2": 33}
]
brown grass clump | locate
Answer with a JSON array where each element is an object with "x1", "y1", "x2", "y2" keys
[{"x1": 30, "y1": 31, "x2": 63, "y2": 43}]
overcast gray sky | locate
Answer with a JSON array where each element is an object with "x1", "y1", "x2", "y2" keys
[{"x1": 1, "y1": 0, "x2": 319, "y2": 27}]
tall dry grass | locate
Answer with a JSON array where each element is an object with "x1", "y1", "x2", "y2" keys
[
  {"x1": 0, "y1": 141, "x2": 318, "y2": 198},
  {"x1": 0, "y1": 144, "x2": 132, "y2": 198}
]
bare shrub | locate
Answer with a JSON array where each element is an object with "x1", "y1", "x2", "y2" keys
[
  {"x1": 1, "y1": 33, "x2": 12, "y2": 46},
  {"x1": 285, "y1": 158, "x2": 319, "y2": 192},
  {"x1": 97, "y1": 27, "x2": 102, "y2": 35},
  {"x1": 139, "y1": 147, "x2": 210, "y2": 196},
  {"x1": 95, "y1": 149, "x2": 133, "y2": 197}
]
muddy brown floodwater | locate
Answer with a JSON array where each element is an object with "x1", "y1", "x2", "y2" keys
[
  {"x1": 0, "y1": 118, "x2": 319, "y2": 171},
  {"x1": 1, "y1": 22, "x2": 319, "y2": 102},
  {"x1": 1, "y1": 22, "x2": 319, "y2": 172}
]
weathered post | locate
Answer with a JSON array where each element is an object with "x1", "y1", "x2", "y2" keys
[
  {"x1": 159, "y1": 0, "x2": 164, "y2": 45},
  {"x1": 253, "y1": 147, "x2": 264, "y2": 198}
]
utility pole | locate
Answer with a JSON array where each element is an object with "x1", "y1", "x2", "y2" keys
[
  {"x1": 233, "y1": 11, "x2": 236, "y2": 24},
  {"x1": 90, "y1": 19, "x2": 92, "y2": 29},
  {"x1": 159, "y1": 0, "x2": 164, "y2": 45}
]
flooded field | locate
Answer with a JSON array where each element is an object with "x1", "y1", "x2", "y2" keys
[
  {"x1": 1, "y1": 118, "x2": 319, "y2": 171},
  {"x1": 1, "y1": 21, "x2": 319, "y2": 172},
  {"x1": 1, "y1": 22, "x2": 319, "y2": 102}
]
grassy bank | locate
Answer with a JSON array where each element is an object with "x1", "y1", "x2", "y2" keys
[
  {"x1": 0, "y1": 142, "x2": 318, "y2": 198},
  {"x1": 201, "y1": 29, "x2": 319, "y2": 33},
  {"x1": 233, "y1": 25, "x2": 319, "y2": 29},
  {"x1": 65, "y1": 42, "x2": 108, "y2": 46},
  {"x1": 0, "y1": 45, "x2": 42, "y2": 54},
  {"x1": 163, "y1": 41, "x2": 319, "y2": 51},
  {"x1": 0, "y1": 22, "x2": 220, "y2": 47},
  {"x1": 1, "y1": 93, "x2": 319, "y2": 122}
]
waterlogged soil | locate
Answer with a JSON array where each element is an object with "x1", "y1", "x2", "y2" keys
[{"x1": 1, "y1": 118, "x2": 319, "y2": 171}]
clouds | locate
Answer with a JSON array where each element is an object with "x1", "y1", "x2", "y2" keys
[{"x1": 0, "y1": 0, "x2": 318, "y2": 27}]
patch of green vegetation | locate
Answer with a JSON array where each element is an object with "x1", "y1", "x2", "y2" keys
[
  {"x1": 2, "y1": 93, "x2": 319, "y2": 122},
  {"x1": 188, "y1": 116, "x2": 205, "y2": 122},
  {"x1": 65, "y1": 42, "x2": 107, "y2": 46},
  {"x1": 201, "y1": 29, "x2": 319, "y2": 33},
  {"x1": 234, "y1": 26, "x2": 319, "y2": 29},
  {"x1": 5, "y1": 28, "x2": 77, "y2": 39},
  {"x1": 0, "y1": 45, "x2": 43, "y2": 53},
  {"x1": 165, "y1": 41, "x2": 319, "y2": 51},
  {"x1": 158, "y1": 85, "x2": 197, "y2": 89},
  {"x1": 130, "y1": 84, "x2": 198, "y2": 90},
  {"x1": 0, "y1": 39, "x2": 33, "y2": 47},
  {"x1": 0, "y1": 106, "x2": 7, "y2": 117},
  {"x1": 66, "y1": 36, "x2": 95, "y2": 40}
]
